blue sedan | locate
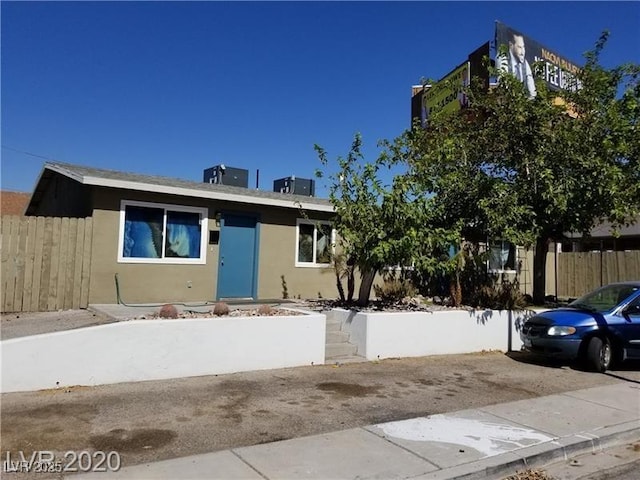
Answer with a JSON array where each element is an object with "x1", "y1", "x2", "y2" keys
[{"x1": 521, "y1": 282, "x2": 640, "y2": 372}]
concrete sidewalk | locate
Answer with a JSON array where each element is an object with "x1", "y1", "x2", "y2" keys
[{"x1": 74, "y1": 382, "x2": 640, "y2": 480}]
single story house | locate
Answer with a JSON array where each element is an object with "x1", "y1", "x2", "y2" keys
[{"x1": 25, "y1": 162, "x2": 339, "y2": 304}]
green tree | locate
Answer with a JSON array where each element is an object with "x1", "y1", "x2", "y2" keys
[
  {"x1": 315, "y1": 134, "x2": 463, "y2": 306},
  {"x1": 404, "y1": 33, "x2": 639, "y2": 304}
]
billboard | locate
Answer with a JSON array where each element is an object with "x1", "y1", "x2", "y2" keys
[
  {"x1": 422, "y1": 62, "x2": 470, "y2": 125},
  {"x1": 495, "y1": 21, "x2": 582, "y2": 98},
  {"x1": 411, "y1": 86, "x2": 425, "y2": 125},
  {"x1": 411, "y1": 42, "x2": 490, "y2": 127},
  {"x1": 468, "y1": 41, "x2": 491, "y2": 91}
]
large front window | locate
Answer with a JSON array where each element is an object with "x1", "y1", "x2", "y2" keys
[
  {"x1": 296, "y1": 219, "x2": 333, "y2": 267},
  {"x1": 118, "y1": 201, "x2": 208, "y2": 264}
]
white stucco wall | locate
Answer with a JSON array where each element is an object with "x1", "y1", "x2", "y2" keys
[
  {"x1": 334, "y1": 309, "x2": 533, "y2": 360},
  {"x1": 1, "y1": 311, "x2": 325, "y2": 393}
]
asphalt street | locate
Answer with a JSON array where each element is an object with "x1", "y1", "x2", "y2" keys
[{"x1": 3, "y1": 348, "x2": 639, "y2": 480}]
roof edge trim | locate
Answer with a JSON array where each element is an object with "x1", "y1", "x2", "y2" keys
[{"x1": 83, "y1": 176, "x2": 335, "y2": 213}]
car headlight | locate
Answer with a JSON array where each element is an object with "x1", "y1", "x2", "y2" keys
[{"x1": 547, "y1": 326, "x2": 577, "y2": 336}]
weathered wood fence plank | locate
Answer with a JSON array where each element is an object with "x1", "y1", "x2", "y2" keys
[
  {"x1": 80, "y1": 217, "x2": 93, "y2": 308},
  {"x1": 30, "y1": 217, "x2": 45, "y2": 312},
  {"x1": 14, "y1": 218, "x2": 29, "y2": 310},
  {"x1": 22, "y1": 217, "x2": 37, "y2": 310}
]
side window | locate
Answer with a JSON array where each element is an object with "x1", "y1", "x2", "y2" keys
[
  {"x1": 297, "y1": 223, "x2": 315, "y2": 263},
  {"x1": 626, "y1": 293, "x2": 640, "y2": 315},
  {"x1": 315, "y1": 224, "x2": 332, "y2": 264},
  {"x1": 295, "y1": 219, "x2": 334, "y2": 267},
  {"x1": 488, "y1": 240, "x2": 516, "y2": 272}
]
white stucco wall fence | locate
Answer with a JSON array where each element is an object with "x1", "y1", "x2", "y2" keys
[
  {"x1": 1, "y1": 310, "x2": 325, "y2": 393},
  {"x1": 330, "y1": 308, "x2": 534, "y2": 361}
]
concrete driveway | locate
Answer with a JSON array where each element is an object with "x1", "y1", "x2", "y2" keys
[{"x1": 1, "y1": 310, "x2": 118, "y2": 340}]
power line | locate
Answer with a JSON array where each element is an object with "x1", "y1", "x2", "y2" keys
[{"x1": 1, "y1": 145, "x2": 60, "y2": 162}]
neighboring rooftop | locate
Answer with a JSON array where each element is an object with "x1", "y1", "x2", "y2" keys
[
  {"x1": 566, "y1": 219, "x2": 640, "y2": 239},
  {"x1": 1, "y1": 191, "x2": 31, "y2": 216},
  {"x1": 26, "y1": 162, "x2": 334, "y2": 215}
]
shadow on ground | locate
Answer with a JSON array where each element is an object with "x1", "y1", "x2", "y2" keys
[{"x1": 507, "y1": 351, "x2": 640, "y2": 383}]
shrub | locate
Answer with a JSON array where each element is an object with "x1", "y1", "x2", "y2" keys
[
  {"x1": 475, "y1": 283, "x2": 528, "y2": 310},
  {"x1": 212, "y1": 302, "x2": 230, "y2": 316},
  {"x1": 257, "y1": 304, "x2": 273, "y2": 316},
  {"x1": 158, "y1": 304, "x2": 178, "y2": 319},
  {"x1": 374, "y1": 277, "x2": 416, "y2": 303}
]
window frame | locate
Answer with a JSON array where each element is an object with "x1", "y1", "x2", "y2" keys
[
  {"x1": 487, "y1": 239, "x2": 517, "y2": 274},
  {"x1": 295, "y1": 218, "x2": 335, "y2": 268},
  {"x1": 117, "y1": 200, "x2": 208, "y2": 264}
]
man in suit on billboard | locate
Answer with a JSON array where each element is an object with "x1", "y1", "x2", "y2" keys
[{"x1": 498, "y1": 31, "x2": 537, "y2": 98}]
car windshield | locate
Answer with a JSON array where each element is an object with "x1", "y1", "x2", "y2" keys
[{"x1": 569, "y1": 284, "x2": 640, "y2": 313}]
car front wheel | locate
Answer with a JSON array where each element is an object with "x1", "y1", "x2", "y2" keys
[{"x1": 585, "y1": 336, "x2": 612, "y2": 373}]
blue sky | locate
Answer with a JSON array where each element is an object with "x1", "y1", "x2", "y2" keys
[{"x1": 2, "y1": 1, "x2": 639, "y2": 197}]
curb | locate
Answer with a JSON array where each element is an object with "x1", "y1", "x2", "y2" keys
[{"x1": 413, "y1": 421, "x2": 640, "y2": 480}]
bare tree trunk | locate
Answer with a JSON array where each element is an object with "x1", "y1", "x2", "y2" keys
[
  {"x1": 335, "y1": 273, "x2": 346, "y2": 302},
  {"x1": 357, "y1": 269, "x2": 376, "y2": 307},
  {"x1": 533, "y1": 237, "x2": 550, "y2": 305},
  {"x1": 449, "y1": 274, "x2": 462, "y2": 307},
  {"x1": 347, "y1": 256, "x2": 356, "y2": 303},
  {"x1": 347, "y1": 269, "x2": 355, "y2": 303}
]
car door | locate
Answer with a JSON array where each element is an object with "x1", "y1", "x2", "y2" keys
[{"x1": 619, "y1": 294, "x2": 640, "y2": 360}]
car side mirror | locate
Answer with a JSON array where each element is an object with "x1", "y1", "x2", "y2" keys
[{"x1": 622, "y1": 304, "x2": 640, "y2": 321}]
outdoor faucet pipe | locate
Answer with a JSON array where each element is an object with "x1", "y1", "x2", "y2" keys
[{"x1": 114, "y1": 273, "x2": 217, "y2": 308}]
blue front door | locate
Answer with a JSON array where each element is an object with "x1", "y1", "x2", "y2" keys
[{"x1": 217, "y1": 214, "x2": 258, "y2": 299}]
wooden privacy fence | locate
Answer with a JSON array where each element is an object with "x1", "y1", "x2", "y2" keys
[
  {"x1": 1, "y1": 216, "x2": 93, "y2": 313},
  {"x1": 555, "y1": 251, "x2": 640, "y2": 298}
]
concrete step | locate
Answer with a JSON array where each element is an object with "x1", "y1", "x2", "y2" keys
[
  {"x1": 326, "y1": 330, "x2": 350, "y2": 344},
  {"x1": 325, "y1": 342, "x2": 358, "y2": 358},
  {"x1": 326, "y1": 320, "x2": 343, "y2": 332},
  {"x1": 324, "y1": 310, "x2": 343, "y2": 322},
  {"x1": 325, "y1": 355, "x2": 368, "y2": 365}
]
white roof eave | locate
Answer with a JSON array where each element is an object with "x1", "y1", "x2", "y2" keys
[{"x1": 83, "y1": 176, "x2": 335, "y2": 213}]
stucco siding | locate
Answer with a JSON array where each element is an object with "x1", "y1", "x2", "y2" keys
[
  {"x1": 88, "y1": 188, "x2": 218, "y2": 304},
  {"x1": 86, "y1": 187, "x2": 340, "y2": 304},
  {"x1": 258, "y1": 210, "x2": 337, "y2": 300}
]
